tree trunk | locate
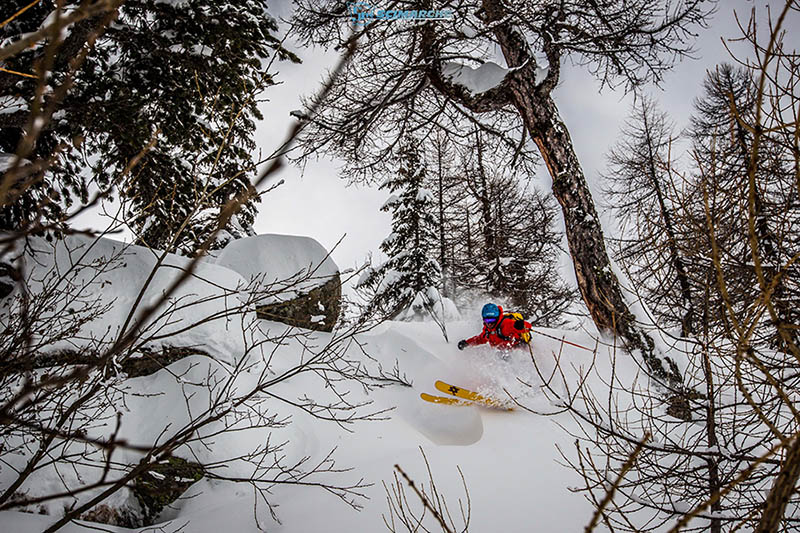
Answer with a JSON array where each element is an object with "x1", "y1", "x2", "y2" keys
[
  {"x1": 641, "y1": 111, "x2": 696, "y2": 336},
  {"x1": 436, "y1": 138, "x2": 448, "y2": 297},
  {"x1": 755, "y1": 435, "x2": 800, "y2": 533},
  {"x1": 701, "y1": 300, "x2": 722, "y2": 533},
  {"x1": 514, "y1": 91, "x2": 679, "y2": 382},
  {"x1": 475, "y1": 135, "x2": 495, "y2": 258},
  {"x1": 465, "y1": 206, "x2": 472, "y2": 257}
]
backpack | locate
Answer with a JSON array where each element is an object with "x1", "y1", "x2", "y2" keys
[{"x1": 494, "y1": 312, "x2": 531, "y2": 344}]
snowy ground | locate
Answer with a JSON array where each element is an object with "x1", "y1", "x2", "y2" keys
[
  {"x1": 0, "y1": 234, "x2": 650, "y2": 532},
  {"x1": 0, "y1": 307, "x2": 638, "y2": 532}
]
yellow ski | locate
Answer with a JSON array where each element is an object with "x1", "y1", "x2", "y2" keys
[
  {"x1": 419, "y1": 392, "x2": 473, "y2": 406},
  {"x1": 433, "y1": 380, "x2": 513, "y2": 410}
]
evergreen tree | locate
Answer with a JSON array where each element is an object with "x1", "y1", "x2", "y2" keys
[
  {"x1": 0, "y1": 0, "x2": 299, "y2": 254},
  {"x1": 357, "y1": 137, "x2": 443, "y2": 320}
]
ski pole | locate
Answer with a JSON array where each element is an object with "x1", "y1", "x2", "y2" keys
[{"x1": 530, "y1": 329, "x2": 595, "y2": 352}]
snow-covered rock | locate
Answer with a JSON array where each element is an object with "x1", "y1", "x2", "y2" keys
[
  {"x1": 210, "y1": 234, "x2": 342, "y2": 331},
  {"x1": 211, "y1": 234, "x2": 338, "y2": 298}
]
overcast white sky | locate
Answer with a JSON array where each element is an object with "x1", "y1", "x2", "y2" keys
[{"x1": 253, "y1": 0, "x2": 799, "y2": 282}]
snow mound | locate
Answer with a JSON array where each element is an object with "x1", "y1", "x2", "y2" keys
[
  {"x1": 442, "y1": 61, "x2": 549, "y2": 95},
  {"x1": 210, "y1": 233, "x2": 339, "y2": 303},
  {"x1": 4, "y1": 234, "x2": 251, "y2": 362},
  {"x1": 361, "y1": 327, "x2": 484, "y2": 445}
]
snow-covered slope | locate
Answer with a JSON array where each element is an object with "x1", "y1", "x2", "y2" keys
[
  {"x1": 1, "y1": 310, "x2": 633, "y2": 532},
  {"x1": 1, "y1": 233, "x2": 651, "y2": 532}
]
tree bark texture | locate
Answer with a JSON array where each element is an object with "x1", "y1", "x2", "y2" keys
[{"x1": 520, "y1": 93, "x2": 679, "y2": 383}]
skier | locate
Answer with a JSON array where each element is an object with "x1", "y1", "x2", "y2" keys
[{"x1": 457, "y1": 303, "x2": 532, "y2": 351}]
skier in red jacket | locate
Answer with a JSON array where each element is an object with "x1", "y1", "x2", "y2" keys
[{"x1": 457, "y1": 303, "x2": 532, "y2": 351}]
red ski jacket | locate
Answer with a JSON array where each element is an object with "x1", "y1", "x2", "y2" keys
[{"x1": 464, "y1": 307, "x2": 532, "y2": 350}]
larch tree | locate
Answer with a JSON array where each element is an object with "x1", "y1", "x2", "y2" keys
[
  {"x1": 603, "y1": 97, "x2": 696, "y2": 336},
  {"x1": 564, "y1": 5, "x2": 800, "y2": 532},
  {"x1": 686, "y1": 63, "x2": 799, "y2": 351}
]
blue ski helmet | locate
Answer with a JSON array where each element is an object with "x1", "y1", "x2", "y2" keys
[{"x1": 481, "y1": 303, "x2": 500, "y2": 320}]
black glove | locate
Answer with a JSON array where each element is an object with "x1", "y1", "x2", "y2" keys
[
  {"x1": 457, "y1": 340, "x2": 468, "y2": 350},
  {"x1": 514, "y1": 320, "x2": 525, "y2": 331}
]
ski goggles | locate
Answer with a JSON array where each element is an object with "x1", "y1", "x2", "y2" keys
[{"x1": 483, "y1": 317, "x2": 498, "y2": 324}]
